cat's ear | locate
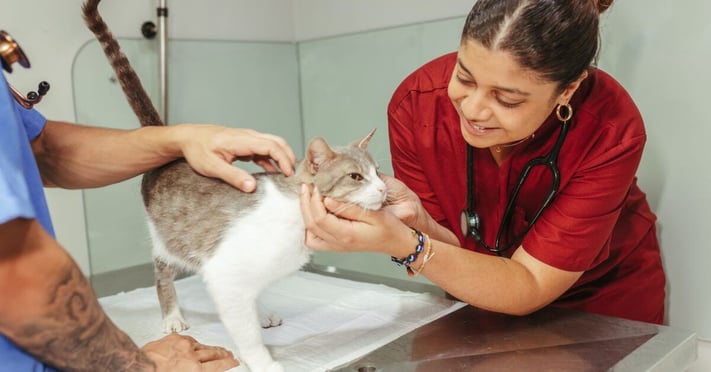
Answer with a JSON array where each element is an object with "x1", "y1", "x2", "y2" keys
[
  {"x1": 355, "y1": 128, "x2": 377, "y2": 149},
  {"x1": 306, "y1": 137, "x2": 336, "y2": 174}
]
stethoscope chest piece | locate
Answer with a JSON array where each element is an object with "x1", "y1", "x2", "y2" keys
[{"x1": 460, "y1": 209, "x2": 480, "y2": 240}]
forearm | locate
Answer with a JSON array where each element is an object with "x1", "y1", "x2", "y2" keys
[
  {"x1": 32, "y1": 121, "x2": 182, "y2": 189},
  {"x1": 389, "y1": 234, "x2": 566, "y2": 315},
  {"x1": 420, "y1": 243, "x2": 542, "y2": 314},
  {"x1": 411, "y1": 213, "x2": 459, "y2": 247},
  {"x1": 0, "y1": 219, "x2": 155, "y2": 371}
]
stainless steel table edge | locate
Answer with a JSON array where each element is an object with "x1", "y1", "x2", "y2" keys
[
  {"x1": 611, "y1": 326, "x2": 697, "y2": 372},
  {"x1": 303, "y1": 264, "x2": 699, "y2": 372}
]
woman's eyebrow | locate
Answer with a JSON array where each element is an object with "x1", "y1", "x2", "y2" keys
[{"x1": 456, "y1": 58, "x2": 530, "y2": 96}]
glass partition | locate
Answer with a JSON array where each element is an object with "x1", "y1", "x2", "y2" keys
[
  {"x1": 73, "y1": 17, "x2": 465, "y2": 289},
  {"x1": 300, "y1": 18, "x2": 464, "y2": 283},
  {"x1": 74, "y1": 39, "x2": 302, "y2": 277}
]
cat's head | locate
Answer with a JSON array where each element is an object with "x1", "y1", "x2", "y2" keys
[{"x1": 297, "y1": 129, "x2": 386, "y2": 210}]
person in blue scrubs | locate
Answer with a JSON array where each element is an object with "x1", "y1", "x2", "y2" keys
[{"x1": 0, "y1": 70, "x2": 296, "y2": 371}]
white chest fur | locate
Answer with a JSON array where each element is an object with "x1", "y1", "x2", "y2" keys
[{"x1": 201, "y1": 179, "x2": 310, "y2": 294}]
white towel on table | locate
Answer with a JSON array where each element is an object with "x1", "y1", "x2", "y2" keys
[{"x1": 99, "y1": 270, "x2": 465, "y2": 371}]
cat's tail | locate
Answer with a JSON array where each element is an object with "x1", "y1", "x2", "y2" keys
[{"x1": 82, "y1": 0, "x2": 164, "y2": 127}]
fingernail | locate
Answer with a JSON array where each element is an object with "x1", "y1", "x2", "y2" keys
[{"x1": 242, "y1": 179, "x2": 256, "y2": 191}]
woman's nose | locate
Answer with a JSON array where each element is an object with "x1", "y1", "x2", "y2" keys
[{"x1": 459, "y1": 92, "x2": 491, "y2": 121}]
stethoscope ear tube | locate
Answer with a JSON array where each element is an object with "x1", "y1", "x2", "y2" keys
[
  {"x1": 0, "y1": 30, "x2": 30, "y2": 72},
  {"x1": 1, "y1": 30, "x2": 50, "y2": 109}
]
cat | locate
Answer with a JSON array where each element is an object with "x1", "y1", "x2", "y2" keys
[
  {"x1": 144, "y1": 131, "x2": 385, "y2": 372},
  {"x1": 81, "y1": 1, "x2": 387, "y2": 371}
]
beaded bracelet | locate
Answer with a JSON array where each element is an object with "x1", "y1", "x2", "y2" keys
[
  {"x1": 390, "y1": 227, "x2": 425, "y2": 266},
  {"x1": 407, "y1": 232, "x2": 435, "y2": 277}
]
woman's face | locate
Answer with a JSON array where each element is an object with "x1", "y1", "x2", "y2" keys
[{"x1": 448, "y1": 39, "x2": 571, "y2": 150}]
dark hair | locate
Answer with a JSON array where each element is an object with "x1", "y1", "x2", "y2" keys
[{"x1": 461, "y1": 0, "x2": 613, "y2": 91}]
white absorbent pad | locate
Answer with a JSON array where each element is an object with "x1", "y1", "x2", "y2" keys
[{"x1": 98, "y1": 270, "x2": 465, "y2": 371}]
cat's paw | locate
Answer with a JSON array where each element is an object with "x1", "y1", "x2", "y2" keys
[
  {"x1": 259, "y1": 311, "x2": 282, "y2": 328},
  {"x1": 163, "y1": 315, "x2": 190, "y2": 333}
]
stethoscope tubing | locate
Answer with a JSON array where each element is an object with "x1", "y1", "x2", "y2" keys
[{"x1": 463, "y1": 119, "x2": 570, "y2": 255}]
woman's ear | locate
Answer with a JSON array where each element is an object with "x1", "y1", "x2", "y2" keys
[{"x1": 558, "y1": 70, "x2": 589, "y2": 105}]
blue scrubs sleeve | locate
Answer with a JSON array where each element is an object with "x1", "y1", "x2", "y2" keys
[
  {"x1": 0, "y1": 75, "x2": 53, "y2": 236},
  {"x1": 0, "y1": 75, "x2": 59, "y2": 371}
]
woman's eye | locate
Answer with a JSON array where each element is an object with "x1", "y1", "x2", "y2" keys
[
  {"x1": 497, "y1": 99, "x2": 520, "y2": 108},
  {"x1": 496, "y1": 95, "x2": 523, "y2": 108},
  {"x1": 349, "y1": 173, "x2": 364, "y2": 181},
  {"x1": 456, "y1": 75, "x2": 476, "y2": 86}
]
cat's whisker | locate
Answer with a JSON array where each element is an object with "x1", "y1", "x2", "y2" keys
[{"x1": 330, "y1": 201, "x2": 356, "y2": 215}]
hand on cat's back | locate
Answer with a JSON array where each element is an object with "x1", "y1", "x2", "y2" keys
[
  {"x1": 141, "y1": 333, "x2": 240, "y2": 371},
  {"x1": 177, "y1": 125, "x2": 297, "y2": 192}
]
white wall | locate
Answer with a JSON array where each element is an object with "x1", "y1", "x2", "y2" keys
[
  {"x1": 597, "y1": 0, "x2": 711, "y2": 339},
  {"x1": 292, "y1": 0, "x2": 474, "y2": 40}
]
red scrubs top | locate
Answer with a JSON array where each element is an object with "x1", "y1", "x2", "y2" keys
[{"x1": 387, "y1": 52, "x2": 666, "y2": 324}]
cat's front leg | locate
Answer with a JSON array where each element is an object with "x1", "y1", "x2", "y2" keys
[{"x1": 202, "y1": 279, "x2": 282, "y2": 371}]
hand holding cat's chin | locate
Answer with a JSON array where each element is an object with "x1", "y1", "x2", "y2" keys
[{"x1": 381, "y1": 175, "x2": 427, "y2": 227}]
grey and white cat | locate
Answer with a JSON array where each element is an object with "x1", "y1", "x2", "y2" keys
[
  {"x1": 82, "y1": 1, "x2": 387, "y2": 371},
  {"x1": 145, "y1": 132, "x2": 386, "y2": 372}
]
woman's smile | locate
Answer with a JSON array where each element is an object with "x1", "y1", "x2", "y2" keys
[{"x1": 461, "y1": 116, "x2": 498, "y2": 137}]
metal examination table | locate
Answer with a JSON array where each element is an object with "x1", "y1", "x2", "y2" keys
[{"x1": 307, "y1": 265, "x2": 698, "y2": 372}]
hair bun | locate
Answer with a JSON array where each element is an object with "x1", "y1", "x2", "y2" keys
[{"x1": 596, "y1": 0, "x2": 614, "y2": 13}]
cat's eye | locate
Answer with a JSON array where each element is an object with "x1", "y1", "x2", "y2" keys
[{"x1": 349, "y1": 173, "x2": 364, "y2": 182}]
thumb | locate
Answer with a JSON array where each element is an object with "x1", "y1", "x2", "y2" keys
[{"x1": 324, "y1": 197, "x2": 367, "y2": 221}]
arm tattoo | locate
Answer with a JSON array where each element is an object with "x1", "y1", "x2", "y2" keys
[{"x1": 5, "y1": 262, "x2": 156, "y2": 371}]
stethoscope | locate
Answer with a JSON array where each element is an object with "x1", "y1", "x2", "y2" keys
[
  {"x1": 0, "y1": 30, "x2": 50, "y2": 108},
  {"x1": 459, "y1": 105, "x2": 571, "y2": 256}
]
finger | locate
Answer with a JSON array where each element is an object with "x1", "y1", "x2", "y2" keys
[
  {"x1": 201, "y1": 357, "x2": 241, "y2": 372},
  {"x1": 307, "y1": 188, "x2": 359, "y2": 241},
  {"x1": 194, "y1": 347, "x2": 235, "y2": 362},
  {"x1": 180, "y1": 335, "x2": 198, "y2": 344},
  {"x1": 259, "y1": 133, "x2": 297, "y2": 163},
  {"x1": 309, "y1": 187, "x2": 332, "y2": 223},
  {"x1": 192, "y1": 343, "x2": 229, "y2": 352},
  {"x1": 254, "y1": 158, "x2": 279, "y2": 173},
  {"x1": 209, "y1": 161, "x2": 257, "y2": 192},
  {"x1": 323, "y1": 198, "x2": 355, "y2": 216},
  {"x1": 300, "y1": 184, "x2": 317, "y2": 228},
  {"x1": 269, "y1": 147, "x2": 296, "y2": 176},
  {"x1": 324, "y1": 197, "x2": 375, "y2": 224},
  {"x1": 244, "y1": 136, "x2": 296, "y2": 176},
  {"x1": 300, "y1": 184, "x2": 334, "y2": 242},
  {"x1": 304, "y1": 229, "x2": 327, "y2": 251}
]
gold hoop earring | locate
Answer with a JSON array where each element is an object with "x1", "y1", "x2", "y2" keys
[{"x1": 556, "y1": 103, "x2": 573, "y2": 122}]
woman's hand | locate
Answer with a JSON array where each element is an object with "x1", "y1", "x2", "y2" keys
[
  {"x1": 299, "y1": 184, "x2": 413, "y2": 255},
  {"x1": 177, "y1": 125, "x2": 297, "y2": 192},
  {"x1": 141, "y1": 333, "x2": 239, "y2": 372},
  {"x1": 369, "y1": 175, "x2": 461, "y2": 246},
  {"x1": 380, "y1": 175, "x2": 428, "y2": 228}
]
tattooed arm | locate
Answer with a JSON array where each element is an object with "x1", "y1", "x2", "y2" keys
[{"x1": 0, "y1": 218, "x2": 238, "y2": 371}]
